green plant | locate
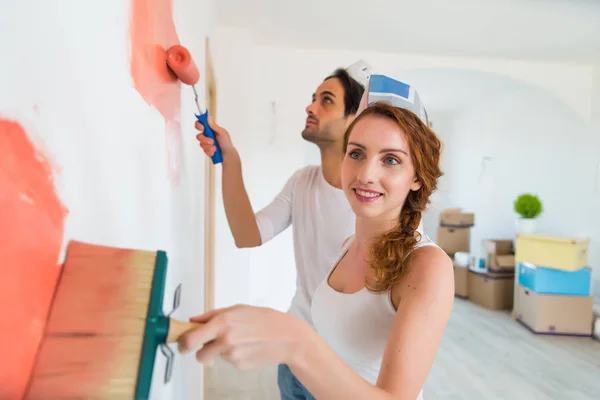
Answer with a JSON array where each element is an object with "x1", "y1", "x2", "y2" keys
[{"x1": 514, "y1": 193, "x2": 543, "y2": 219}]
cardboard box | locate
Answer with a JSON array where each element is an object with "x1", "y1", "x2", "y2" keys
[
  {"x1": 438, "y1": 227, "x2": 470, "y2": 255},
  {"x1": 454, "y1": 264, "x2": 469, "y2": 298},
  {"x1": 437, "y1": 208, "x2": 475, "y2": 255},
  {"x1": 468, "y1": 270, "x2": 514, "y2": 310},
  {"x1": 518, "y1": 262, "x2": 591, "y2": 296},
  {"x1": 483, "y1": 239, "x2": 513, "y2": 254},
  {"x1": 514, "y1": 284, "x2": 594, "y2": 336},
  {"x1": 439, "y1": 208, "x2": 475, "y2": 227},
  {"x1": 515, "y1": 234, "x2": 589, "y2": 272},
  {"x1": 593, "y1": 306, "x2": 600, "y2": 340},
  {"x1": 482, "y1": 239, "x2": 515, "y2": 272}
]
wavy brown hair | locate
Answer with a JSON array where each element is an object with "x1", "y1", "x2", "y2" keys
[{"x1": 343, "y1": 102, "x2": 443, "y2": 293}]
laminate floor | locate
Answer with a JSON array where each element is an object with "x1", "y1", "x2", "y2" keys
[{"x1": 205, "y1": 298, "x2": 600, "y2": 399}]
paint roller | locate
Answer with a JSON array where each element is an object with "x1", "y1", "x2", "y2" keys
[{"x1": 166, "y1": 45, "x2": 223, "y2": 164}]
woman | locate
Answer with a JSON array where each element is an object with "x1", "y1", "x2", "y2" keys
[{"x1": 179, "y1": 101, "x2": 454, "y2": 400}]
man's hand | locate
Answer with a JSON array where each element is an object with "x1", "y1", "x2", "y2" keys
[{"x1": 195, "y1": 116, "x2": 236, "y2": 160}]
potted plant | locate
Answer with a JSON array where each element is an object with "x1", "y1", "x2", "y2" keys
[{"x1": 514, "y1": 193, "x2": 543, "y2": 234}]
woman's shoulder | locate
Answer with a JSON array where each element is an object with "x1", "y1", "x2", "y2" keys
[
  {"x1": 389, "y1": 242, "x2": 453, "y2": 311},
  {"x1": 411, "y1": 232, "x2": 452, "y2": 267},
  {"x1": 410, "y1": 242, "x2": 452, "y2": 268},
  {"x1": 395, "y1": 241, "x2": 453, "y2": 292}
]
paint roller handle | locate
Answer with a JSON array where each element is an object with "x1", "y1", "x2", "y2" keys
[
  {"x1": 196, "y1": 110, "x2": 223, "y2": 164},
  {"x1": 166, "y1": 318, "x2": 204, "y2": 343}
]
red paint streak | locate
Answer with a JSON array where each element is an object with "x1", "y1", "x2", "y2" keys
[
  {"x1": 0, "y1": 118, "x2": 68, "y2": 400},
  {"x1": 166, "y1": 119, "x2": 181, "y2": 185},
  {"x1": 26, "y1": 243, "x2": 140, "y2": 397},
  {"x1": 130, "y1": 0, "x2": 183, "y2": 187}
]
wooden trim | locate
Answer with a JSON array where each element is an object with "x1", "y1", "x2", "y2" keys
[
  {"x1": 203, "y1": 35, "x2": 217, "y2": 400},
  {"x1": 204, "y1": 36, "x2": 217, "y2": 314}
]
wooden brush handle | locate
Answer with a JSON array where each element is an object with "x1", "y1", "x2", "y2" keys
[{"x1": 166, "y1": 318, "x2": 204, "y2": 343}]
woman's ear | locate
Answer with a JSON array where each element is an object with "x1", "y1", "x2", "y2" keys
[{"x1": 410, "y1": 178, "x2": 422, "y2": 191}]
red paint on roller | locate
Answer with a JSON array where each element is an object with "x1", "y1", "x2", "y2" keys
[
  {"x1": 129, "y1": 0, "x2": 182, "y2": 187},
  {"x1": 166, "y1": 45, "x2": 200, "y2": 86},
  {"x1": 0, "y1": 118, "x2": 68, "y2": 399}
]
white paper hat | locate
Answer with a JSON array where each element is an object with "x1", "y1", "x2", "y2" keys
[
  {"x1": 357, "y1": 74, "x2": 429, "y2": 125},
  {"x1": 345, "y1": 60, "x2": 373, "y2": 89}
]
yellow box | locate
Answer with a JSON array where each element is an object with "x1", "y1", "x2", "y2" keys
[{"x1": 515, "y1": 234, "x2": 589, "y2": 271}]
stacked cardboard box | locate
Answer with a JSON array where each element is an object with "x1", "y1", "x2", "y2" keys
[
  {"x1": 437, "y1": 208, "x2": 475, "y2": 255},
  {"x1": 468, "y1": 240, "x2": 516, "y2": 310},
  {"x1": 513, "y1": 234, "x2": 594, "y2": 336},
  {"x1": 593, "y1": 306, "x2": 600, "y2": 340},
  {"x1": 437, "y1": 209, "x2": 475, "y2": 299},
  {"x1": 453, "y1": 253, "x2": 470, "y2": 299}
]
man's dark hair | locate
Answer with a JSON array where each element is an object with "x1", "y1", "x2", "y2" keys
[{"x1": 325, "y1": 68, "x2": 365, "y2": 117}]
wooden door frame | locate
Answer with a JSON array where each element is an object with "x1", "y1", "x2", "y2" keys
[
  {"x1": 204, "y1": 36, "x2": 216, "y2": 314},
  {"x1": 203, "y1": 35, "x2": 217, "y2": 399}
]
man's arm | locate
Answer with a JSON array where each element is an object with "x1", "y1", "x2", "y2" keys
[
  {"x1": 221, "y1": 150, "x2": 262, "y2": 248},
  {"x1": 222, "y1": 151, "x2": 299, "y2": 248},
  {"x1": 196, "y1": 117, "x2": 297, "y2": 248}
]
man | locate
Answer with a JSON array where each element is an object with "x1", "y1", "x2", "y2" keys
[{"x1": 195, "y1": 63, "x2": 368, "y2": 399}]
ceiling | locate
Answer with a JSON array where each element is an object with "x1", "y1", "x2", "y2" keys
[{"x1": 214, "y1": 0, "x2": 600, "y2": 63}]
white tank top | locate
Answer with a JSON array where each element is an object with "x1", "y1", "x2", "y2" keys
[{"x1": 310, "y1": 234, "x2": 439, "y2": 399}]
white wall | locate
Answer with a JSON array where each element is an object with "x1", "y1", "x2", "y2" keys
[
  {"x1": 0, "y1": 1, "x2": 213, "y2": 398},
  {"x1": 428, "y1": 74, "x2": 600, "y2": 270},
  {"x1": 212, "y1": 26, "x2": 600, "y2": 312},
  {"x1": 592, "y1": 65, "x2": 600, "y2": 302}
]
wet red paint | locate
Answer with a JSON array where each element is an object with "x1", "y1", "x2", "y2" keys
[
  {"x1": 129, "y1": 0, "x2": 183, "y2": 186},
  {"x1": 0, "y1": 118, "x2": 68, "y2": 400}
]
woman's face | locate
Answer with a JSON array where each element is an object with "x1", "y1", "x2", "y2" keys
[{"x1": 341, "y1": 114, "x2": 422, "y2": 222}]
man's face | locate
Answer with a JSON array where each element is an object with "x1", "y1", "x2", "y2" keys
[{"x1": 302, "y1": 78, "x2": 349, "y2": 145}]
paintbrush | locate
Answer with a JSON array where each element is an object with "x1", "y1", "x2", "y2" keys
[{"x1": 24, "y1": 240, "x2": 203, "y2": 399}]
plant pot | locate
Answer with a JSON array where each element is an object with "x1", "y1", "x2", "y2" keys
[{"x1": 516, "y1": 217, "x2": 537, "y2": 234}]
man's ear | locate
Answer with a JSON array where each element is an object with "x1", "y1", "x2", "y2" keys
[{"x1": 344, "y1": 113, "x2": 356, "y2": 129}]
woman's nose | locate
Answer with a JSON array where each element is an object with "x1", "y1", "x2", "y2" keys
[{"x1": 356, "y1": 160, "x2": 377, "y2": 184}]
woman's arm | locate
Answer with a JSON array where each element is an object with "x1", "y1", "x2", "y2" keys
[
  {"x1": 289, "y1": 330, "x2": 393, "y2": 399},
  {"x1": 289, "y1": 246, "x2": 454, "y2": 400},
  {"x1": 176, "y1": 248, "x2": 453, "y2": 399}
]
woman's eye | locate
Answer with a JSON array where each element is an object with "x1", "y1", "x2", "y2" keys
[
  {"x1": 384, "y1": 157, "x2": 399, "y2": 165},
  {"x1": 349, "y1": 151, "x2": 361, "y2": 159}
]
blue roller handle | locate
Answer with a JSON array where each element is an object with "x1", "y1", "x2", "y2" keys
[{"x1": 195, "y1": 109, "x2": 223, "y2": 164}]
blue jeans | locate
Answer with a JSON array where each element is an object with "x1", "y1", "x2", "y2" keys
[{"x1": 277, "y1": 364, "x2": 315, "y2": 400}]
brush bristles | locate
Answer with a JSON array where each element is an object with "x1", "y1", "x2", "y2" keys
[{"x1": 25, "y1": 241, "x2": 158, "y2": 399}]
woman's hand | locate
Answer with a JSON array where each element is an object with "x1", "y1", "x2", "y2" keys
[{"x1": 177, "y1": 304, "x2": 310, "y2": 370}]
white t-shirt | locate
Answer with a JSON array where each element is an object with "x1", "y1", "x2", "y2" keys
[{"x1": 255, "y1": 165, "x2": 355, "y2": 326}]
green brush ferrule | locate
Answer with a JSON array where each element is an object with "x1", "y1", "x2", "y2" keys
[
  {"x1": 135, "y1": 250, "x2": 170, "y2": 400},
  {"x1": 154, "y1": 315, "x2": 170, "y2": 344}
]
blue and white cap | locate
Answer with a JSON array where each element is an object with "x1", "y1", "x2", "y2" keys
[
  {"x1": 345, "y1": 60, "x2": 373, "y2": 89},
  {"x1": 357, "y1": 74, "x2": 429, "y2": 125}
]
